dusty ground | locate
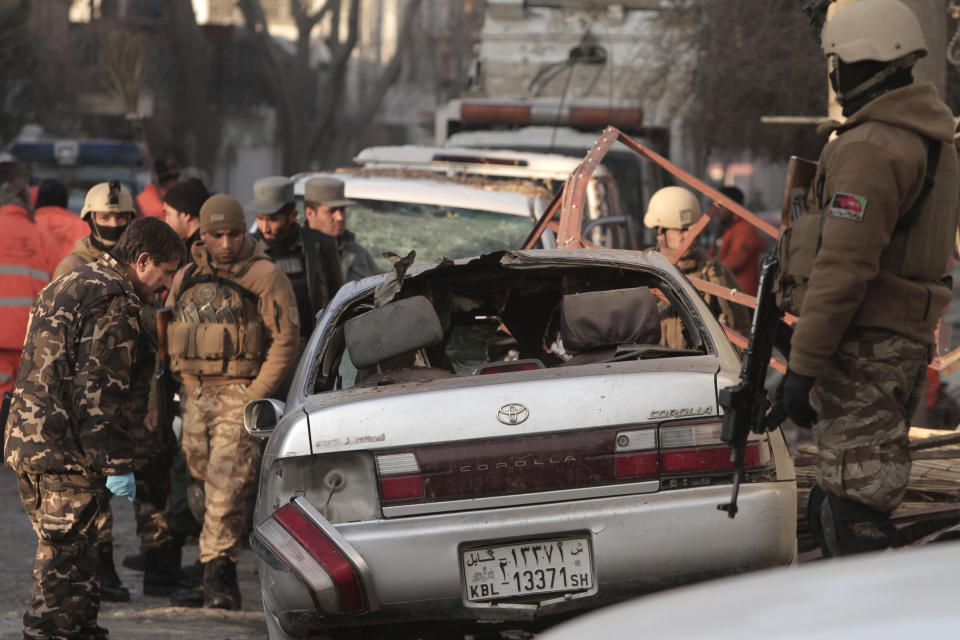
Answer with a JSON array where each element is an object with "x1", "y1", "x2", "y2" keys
[{"x1": 0, "y1": 466, "x2": 267, "y2": 639}]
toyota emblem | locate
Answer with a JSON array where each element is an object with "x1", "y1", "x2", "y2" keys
[{"x1": 497, "y1": 403, "x2": 529, "y2": 425}]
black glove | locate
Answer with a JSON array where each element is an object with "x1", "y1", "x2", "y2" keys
[{"x1": 783, "y1": 369, "x2": 817, "y2": 429}]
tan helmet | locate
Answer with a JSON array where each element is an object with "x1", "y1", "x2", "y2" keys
[
  {"x1": 80, "y1": 181, "x2": 136, "y2": 220},
  {"x1": 821, "y1": 0, "x2": 926, "y2": 64},
  {"x1": 643, "y1": 186, "x2": 702, "y2": 230}
]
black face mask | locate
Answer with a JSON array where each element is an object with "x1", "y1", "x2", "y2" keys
[
  {"x1": 830, "y1": 58, "x2": 912, "y2": 116},
  {"x1": 87, "y1": 219, "x2": 129, "y2": 250}
]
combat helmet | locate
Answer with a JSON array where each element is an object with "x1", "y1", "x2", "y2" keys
[
  {"x1": 821, "y1": 0, "x2": 926, "y2": 106},
  {"x1": 80, "y1": 181, "x2": 136, "y2": 220},
  {"x1": 643, "y1": 186, "x2": 702, "y2": 230}
]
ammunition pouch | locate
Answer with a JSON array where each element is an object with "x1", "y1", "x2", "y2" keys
[
  {"x1": 168, "y1": 320, "x2": 264, "y2": 377},
  {"x1": 774, "y1": 210, "x2": 823, "y2": 316}
]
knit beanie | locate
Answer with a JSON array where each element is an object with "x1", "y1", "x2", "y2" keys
[
  {"x1": 164, "y1": 178, "x2": 210, "y2": 217},
  {"x1": 199, "y1": 194, "x2": 247, "y2": 234}
]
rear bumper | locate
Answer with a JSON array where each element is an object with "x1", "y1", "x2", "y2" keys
[{"x1": 260, "y1": 481, "x2": 796, "y2": 635}]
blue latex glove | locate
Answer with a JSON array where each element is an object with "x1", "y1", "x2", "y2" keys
[{"x1": 105, "y1": 472, "x2": 136, "y2": 502}]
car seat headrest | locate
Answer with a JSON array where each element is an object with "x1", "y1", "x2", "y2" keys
[
  {"x1": 345, "y1": 295, "x2": 444, "y2": 369},
  {"x1": 560, "y1": 286, "x2": 661, "y2": 353}
]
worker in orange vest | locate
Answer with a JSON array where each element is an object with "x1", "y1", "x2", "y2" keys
[
  {"x1": 137, "y1": 158, "x2": 181, "y2": 219},
  {"x1": 33, "y1": 179, "x2": 88, "y2": 267},
  {"x1": 0, "y1": 165, "x2": 56, "y2": 394}
]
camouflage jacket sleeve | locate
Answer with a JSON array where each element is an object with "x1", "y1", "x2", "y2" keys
[
  {"x1": 247, "y1": 263, "x2": 301, "y2": 399},
  {"x1": 72, "y1": 294, "x2": 141, "y2": 476}
]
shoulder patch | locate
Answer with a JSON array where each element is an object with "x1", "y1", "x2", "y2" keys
[{"x1": 827, "y1": 192, "x2": 867, "y2": 222}]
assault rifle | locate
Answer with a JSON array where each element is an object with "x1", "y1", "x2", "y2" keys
[
  {"x1": 155, "y1": 307, "x2": 178, "y2": 458},
  {"x1": 717, "y1": 254, "x2": 784, "y2": 518},
  {"x1": 0, "y1": 391, "x2": 11, "y2": 458}
]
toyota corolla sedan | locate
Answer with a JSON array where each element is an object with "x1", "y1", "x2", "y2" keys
[{"x1": 245, "y1": 249, "x2": 797, "y2": 639}]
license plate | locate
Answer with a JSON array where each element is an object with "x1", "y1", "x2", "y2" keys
[{"x1": 462, "y1": 537, "x2": 593, "y2": 601}]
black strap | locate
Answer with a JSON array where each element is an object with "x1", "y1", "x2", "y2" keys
[
  {"x1": 175, "y1": 263, "x2": 259, "y2": 304},
  {"x1": 894, "y1": 137, "x2": 940, "y2": 233}
]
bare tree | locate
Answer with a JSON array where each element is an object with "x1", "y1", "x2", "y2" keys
[
  {"x1": 236, "y1": 0, "x2": 424, "y2": 173},
  {"x1": 162, "y1": 0, "x2": 213, "y2": 170},
  {"x1": 695, "y1": 1, "x2": 826, "y2": 161},
  {"x1": 650, "y1": 1, "x2": 828, "y2": 166},
  {"x1": 0, "y1": 0, "x2": 34, "y2": 143}
]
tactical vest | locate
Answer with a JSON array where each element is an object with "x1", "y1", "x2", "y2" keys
[
  {"x1": 775, "y1": 137, "x2": 941, "y2": 316},
  {"x1": 264, "y1": 226, "x2": 325, "y2": 337},
  {"x1": 168, "y1": 264, "x2": 266, "y2": 378}
]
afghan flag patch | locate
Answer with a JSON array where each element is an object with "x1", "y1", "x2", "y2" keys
[{"x1": 827, "y1": 192, "x2": 867, "y2": 221}]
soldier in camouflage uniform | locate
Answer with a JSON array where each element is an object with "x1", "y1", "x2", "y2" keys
[
  {"x1": 51, "y1": 182, "x2": 186, "y2": 601},
  {"x1": 4, "y1": 217, "x2": 184, "y2": 640},
  {"x1": 51, "y1": 183, "x2": 135, "y2": 602},
  {"x1": 780, "y1": 0, "x2": 959, "y2": 555},
  {"x1": 166, "y1": 195, "x2": 299, "y2": 609},
  {"x1": 643, "y1": 186, "x2": 751, "y2": 348},
  {"x1": 53, "y1": 182, "x2": 134, "y2": 280}
]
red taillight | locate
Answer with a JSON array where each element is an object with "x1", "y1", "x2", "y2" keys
[
  {"x1": 659, "y1": 421, "x2": 767, "y2": 480},
  {"x1": 274, "y1": 504, "x2": 366, "y2": 613},
  {"x1": 613, "y1": 428, "x2": 658, "y2": 479},
  {"x1": 253, "y1": 499, "x2": 375, "y2": 615},
  {"x1": 379, "y1": 474, "x2": 425, "y2": 500},
  {"x1": 614, "y1": 452, "x2": 658, "y2": 479},
  {"x1": 661, "y1": 443, "x2": 760, "y2": 474},
  {"x1": 376, "y1": 453, "x2": 424, "y2": 503}
]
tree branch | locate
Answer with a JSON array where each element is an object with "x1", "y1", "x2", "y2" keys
[
  {"x1": 307, "y1": 0, "x2": 360, "y2": 146},
  {"x1": 350, "y1": 0, "x2": 422, "y2": 136}
]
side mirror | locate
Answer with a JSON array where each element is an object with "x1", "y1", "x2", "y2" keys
[{"x1": 243, "y1": 398, "x2": 286, "y2": 438}]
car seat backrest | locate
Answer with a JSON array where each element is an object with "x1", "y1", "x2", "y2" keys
[
  {"x1": 345, "y1": 295, "x2": 444, "y2": 369},
  {"x1": 560, "y1": 286, "x2": 661, "y2": 354}
]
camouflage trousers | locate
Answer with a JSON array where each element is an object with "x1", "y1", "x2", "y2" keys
[
  {"x1": 181, "y1": 382, "x2": 260, "y2": 563},
  {"x1": 811, "y1": 328, "x2": 929, "y2": 513},
  {"x1": 18, "y1": 473, "x2": 110, "y2": 640},
  {"x1": 133, "y1": 454, "x2": 175, "y2": 551}
]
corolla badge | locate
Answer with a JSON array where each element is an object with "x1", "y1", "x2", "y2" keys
[{"x1": 497, "y1": 403, "x2": 530, "y2": 425}]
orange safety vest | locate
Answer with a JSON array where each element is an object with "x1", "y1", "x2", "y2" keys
[
  {"x1": 0, "y1": 204, "x2": 54, "y2": 353},
  {"x1": 35, "y1": 205, "x2": 89, "y2": 267},
  {"x1": 136, "y1": 183, "x2": 166, "y2": 218}
]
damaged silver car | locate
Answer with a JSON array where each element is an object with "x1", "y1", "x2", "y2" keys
[{"x1": 245, "y1": 248, "x2": 797, "y2": 639}]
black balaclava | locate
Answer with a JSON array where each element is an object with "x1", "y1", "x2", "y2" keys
[
  {"x1": 87, "y1": 217, "x2": 130, "y2": 251},
  {"x1": 830, "y1": 58, "x2": 914, "y2": 117}
]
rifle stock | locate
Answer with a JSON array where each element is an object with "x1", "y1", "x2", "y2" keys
[
  {"x1": 717, "y1": 254, "x2": 784, "y2": 518},
  {"x1": 0, "y1": 391, "x2": 11, "y2": 458},
  {"x1": 155, "y1": 307, "x2": 177, "y2": 456},
  {"x1": 780, "y1": 156, "x2": 818, "y2": 227}
]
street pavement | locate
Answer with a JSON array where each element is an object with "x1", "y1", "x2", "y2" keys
[{"x1": 0, "y1": 466, "x2": 267, "y2": 639}]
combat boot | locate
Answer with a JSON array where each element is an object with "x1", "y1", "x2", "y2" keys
[
  {"x1": 97, "y1": 541, "x2": 130, "y2": 602},
  {"x1": 168, "y1": 578, "x2": 203, "y2": 608},
  {"x1": 143, "y1": 540, "x2": 200, "y2": 596},
  {"x1": 203, "y1": 556, "x2": 241, "y2": 610},
  {"x1": 820, "y1": 493, "x2": 896, "y2": 556}
]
